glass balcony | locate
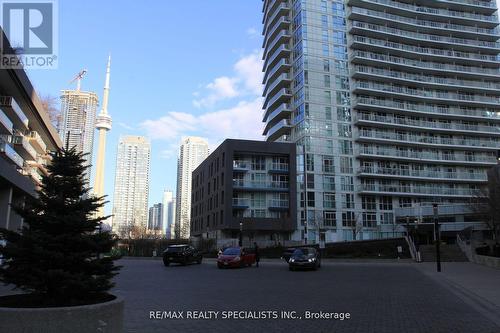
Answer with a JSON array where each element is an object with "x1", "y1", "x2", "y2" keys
[
  {"x1": 0, "y1": 96, "x2": 28, "y2": 130},
  {"x1": 265, "y1": 119, "x2": 292, "y2": 141},
  {"x1": 353, "y1": 65, "x2": 500, "y2": 92},
  {"x1": 350, "y1": 21, "x2": 500, "y2": 50},
  {"x1": 268, "y1": 199, "x2": 289, "y2": 209},
  {"x1": 263, "y1": 58, "x2": 291, "y2": 86},
  {"x1": 28, "y1": 131, "x2": 47, "y2": 154},
  {"x1": 263, "y1": 87, "x2": 292, "y2": 110},
  {"x1": 263, "y1": 17, "x2": 291, "y2": 49},
  {"x1": 263, "y1": 102, "x2": 292, "y2": 125},
  {"x1": 350, "y1": 37, "x2": 500, "y2": 65},
  {"x1": 233, "y1": 160, "x2": 250, "y2": 171},
  {"x1": 263, "y1": 2, "x2": 290, "y2": 32},
  {"x1": 0, "y1": 139, "x2": 24, "y2": 168},
  {"x1": 263, "y1": 72, "x2": 291, "y2": 98},
  {"x1": 263, "y1": 29, "x2": 291, "y2": 61},
  {"x1": 354, "y1": 112, "x2": 500, "y2": 135},
  {"x1": 353, "y1": 97, "x2": 500, "y2": 121},
  {"x1": 350, "y1": 50, "x2": 500, "y2": 79},
  {"x1": 12, "y1": 133, "x2": 37, "y2": 160},
  {"x1": 233, "y1": 180, "x2": 289, "y2": 191},
  {"x1": 359, "y1": 183, "x2": 481, "y2": 197},
  {"x1": 232, "y1": 198, "x2": 250, "y2": 208},
  {"x1": 358, "y1": 166, "x2": 487, "y2": 181},
  {"x1": 0, "y1": 109, "x2": 13, "y2": 134},
  {"x1": 263, "y1": 45, "x2": 291, "y2": 73},
  {"x1": 268, "y1": 162, "x2": 289, "y2": 173}
]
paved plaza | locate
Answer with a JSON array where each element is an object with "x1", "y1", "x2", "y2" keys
[{"x1": 111, "y1": 259, "x2": 500, "y2": 333}]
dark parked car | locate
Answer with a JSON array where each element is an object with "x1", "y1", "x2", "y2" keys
[
  {"x1": 282, "y1": 247, "x2": 296, "y2": 263},
  {"x1": 163, "y1": 245, "x2": 202, "y2": 266},
  {"x1": 288, "y1": 247, "x2": 321, "y2": 271},
  {"x1": 217, "y1": 247, "x2": 256, "y2": 268}
]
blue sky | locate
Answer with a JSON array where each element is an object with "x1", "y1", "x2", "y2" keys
[{"x1": 26, "y1": 0, "x2": 265, "y2": 215}]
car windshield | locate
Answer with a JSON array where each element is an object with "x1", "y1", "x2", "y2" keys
[
  {"x1": 292, "y1": 248, "x2": 315, "y2": 257},
  {"x1": 222, "y1": 248, "x2": 240, "y2": 256},
  {"x1": 165, "y1": 246, "x2": 187, "y2": 253}
]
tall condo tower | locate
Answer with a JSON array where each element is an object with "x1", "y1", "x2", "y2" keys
[
  {"x1": 175, "y1": 137, "x2": 209, "y2": 239},
  {"x1": 112, "y1": 136, "x2": 151, "y2": 237},
  {"x1": 261, "y1": 0, "x2": 500, "y2": 242},
  {"x1": 59, "y1": 75, "x2": 98, "y2": 186},
  {"x1": 94, "y1": 55, "x2": 113, "y2": 217},
  {"x1": 162, "y1": 190, "x2": 176, "y2": 239}
]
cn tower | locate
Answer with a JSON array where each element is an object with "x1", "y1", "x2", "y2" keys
[{"x1": 94, "y1": 55, "x2": 112, "y2": 217}]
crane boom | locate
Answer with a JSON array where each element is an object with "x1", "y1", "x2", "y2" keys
[{"x1": 69, "y1": 69, "x2": 87, "y2": 91}]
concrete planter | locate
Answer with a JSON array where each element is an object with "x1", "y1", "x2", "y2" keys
[{"x1": 0, "y1": 295, "x2": 124, "y2": 332}]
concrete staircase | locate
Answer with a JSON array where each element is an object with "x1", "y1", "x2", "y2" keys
[{"x1": 419, "y1": 244, "x2": 469, "y2": 262}]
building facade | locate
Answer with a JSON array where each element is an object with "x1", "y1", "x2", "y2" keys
[
  {"x1": 261, "y1": 0, "x2": 500, "y2": 242},
  {"x1": 112, "y1": 136, "x2": 151, "y2": 236},
  {"x1": 191, "y1": 139, "x2": 297, "y2": 247},
  {"x1": 162, "y1": 189, "x2": 176, "y2": 238},
  {"x1": 175, "y1": 136, "x2": 209, "y2": 239},
  {"x1": 59, "y1": 88, "x2": 98, "y2": 186},
  {"x1": 0, "y1": 29, "x2": 63, "y2": 231},
  {"x1": 148, "y1": 203, "x2": 163, "y2": 231}
]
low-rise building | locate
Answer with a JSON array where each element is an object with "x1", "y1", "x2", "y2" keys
[
  {"x1": 0, "y1": 29, "x2": 62, "y2": 231},
  {"x1": 190, "y1": 139, "x2": 297, "y2": 248}
]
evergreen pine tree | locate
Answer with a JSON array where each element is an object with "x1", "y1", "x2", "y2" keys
[{"x1": 0, "y1": 147, "x2": 120, "y2": 306}]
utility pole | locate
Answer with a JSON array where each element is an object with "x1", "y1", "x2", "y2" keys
[{"x1": 433, "y1": 203, "x2": 441, "y2": 272}]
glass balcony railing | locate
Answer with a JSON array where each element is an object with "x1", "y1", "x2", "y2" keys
[
  {"x1": 351, "y1": 38, "x2": 500, "y2": 64},
  {"x1": 353, "y1": 97, "x2": 500, "y2": 120},
  {"x1": 351, "y1": 21, "x2": 500, "y2": 49},
  {"x1": 358, "y1": 166, "x2": 487, "y2": 181},
  {"x1": 268, "y1": 199, "x2": 289, "y2": 208},
  {"x1": 233, "y1": 160, "x2": 250, "y2": 170},
  {"x1": 351, "y1": 50, "x2": 500, "y2": 76},
  {"x1": 359, "y1": 184, "x2": 481, "y2": 196},
  {"x1": 233, "y1": 180, "x2": 289, "y2": 190},
  {"x1": 355, "y1": 112, "x2": 500, "y2": 134},
  {"x1": 232, "y1": 198, "x2": 250, "y2": 207}
]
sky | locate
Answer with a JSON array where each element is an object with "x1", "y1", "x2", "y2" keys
[{"x1": 26, "y1": 0, "x2": 265, "y2": 215}]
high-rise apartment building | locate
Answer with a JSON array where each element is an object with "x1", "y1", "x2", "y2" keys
[
  {"x1": 162, "y1": 190, "x2": 176, "y2": 239},
  {"x1": 261, "y1": 0, "x2": 500, "y2": 242},
  {"x1": 148, "y1": 203, "x2": 163, "y2": 231},
  {"x1": 175, "y1": 136, "x2": 209, "y2": 239},
  {"x1": 59, "y1": 85, "x2": 98, "y2": 186},
  {"x1": 112, "y1": 136, "x2": 151, "y2": 236}
]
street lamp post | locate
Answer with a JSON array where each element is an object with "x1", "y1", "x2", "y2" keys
[
  {"x1": 239, "y1": 222, "x2": 243, "y2": 247},
  {"x1": 433, "y1": 203, "x2": 441, "y2": 272}
]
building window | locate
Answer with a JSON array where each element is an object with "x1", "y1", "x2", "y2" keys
[
  {"x1": 342, "y1": 211, "x2": 356, "y2": 227},
  {"x1": 324, "y1": 211, "x2": 336, "y2": 226},
  {"x1": 362, "y1": 196, "x2": 376, "y2": 210},
  {"x1": 307, "y1": 192, "x2": 315, "y2": 207},
  {"x1": 339, "y1": 156, "x2": 353, "y2": 173},
  {"x1": 379, "y1": 196, "x2": 392, "y2": 210},
  {"x1": 380, "y1": 212, "x2": 393, "y2": 224},
  {"x1": 323, "y1": 192, "x2": 336, "y2": 209},
  {"x1": 363, "y1": 213, "x2": 377, "y2": 227},
  {"x1": 322, "y1": 156, "x2": 334, "y2": 173},
  {"x1": 251, "y1": 156, "x2": 266, "y2": 170},
  {"x1": 342, "y1": 193, "x2": 355, "y2": 209}
]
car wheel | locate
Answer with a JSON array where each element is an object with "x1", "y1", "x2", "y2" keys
[
  {"x1": 163, "y1": 260, "x2": 170, "y2": 267},
  {"x1": 197, "y1": 258, "x2": 202, "y2": 264},
  {"x1": 289, "y1": 266, "x2": 294, "y2": 271},
  {"x1": 217, "y1": 264, "x2": 223, "y2": 269}
]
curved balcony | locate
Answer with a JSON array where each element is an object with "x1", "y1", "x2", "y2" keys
[
  {"x1": 263, "y1": 72, "x2": 291, "y2": 98},
  {"x1": 263, "y1": 58, "x2": 291, "y2": 85},
  {"x1": 263, "y1": 30, "x2": 291, "y2": 61},
  {"x1": 354, "y1": 113, "x2": 500, "y2": 136},
  {"x1": 350, "y1": 36, "x2": 500, "y2": 65},
  {"x1": 358, "y1": 166, "x2": 487, "y2": 182},
  {"x1": 263, "y1": 2, "x2": 290, "y2": 34},
  {"x1": 263, "y1": 103, "x2": 291, "y2": 127},
  {"x1": 265, "y1": 119, "x2": 292, "y2": 142},
  {"x1": 348, "y1": 0, "x2": 499, "y2": 26},
  {"x1": 263, "y1": 44, "x2": 291, "y2": 73},
  {"x1": 350, "y1": 21, "x2": 500, "y2": 53},
  {"x1": 263, "y1": 87, "x2": 292, "y2": 110},
  {"x1": 263, "y1": 16, "x2": 291, "y2": 49},
  {"x1": 352, "y1": 81, "x2": 500, "y2": 108},
  {"x1": 350, "y1": 50, "x2": 500, "y2": 79},
  {"x1": 356, "y1": 130, "x2": 500, "y2": 150},
  {"x1": 352, "y1": 97, "x2": 500, "y2": 122},
  {"x1": 349, "y1": 7, "x2": 500, "y2": 40},
  {"x1": 358, "y1": 183, "x2": 481, "y2": 197},
  {"x1": 358, "y1": 145, "x2": 497, "y2": 165},
  {"x1": 352, "y1": 65, "x2": 500, "y2": 94}
]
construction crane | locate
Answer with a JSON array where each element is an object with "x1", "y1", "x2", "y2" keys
[{"x1": 69, "y1": 69, "x2": 87, "y2": 91}]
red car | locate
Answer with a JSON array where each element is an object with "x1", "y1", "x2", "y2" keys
[{"x1": 217, "y1": 247, "x2": 256, "y2": 268}]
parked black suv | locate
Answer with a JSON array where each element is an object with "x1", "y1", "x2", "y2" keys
[{"x1": 163, "y1": 245, "x2": 202, "y2": 266}]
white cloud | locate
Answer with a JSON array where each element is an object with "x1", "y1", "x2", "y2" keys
[
  {"x1": 193, "y1": 51, "x2": 263, "y2": 108},
  {"x1": 140, "y1": 97, "x2": 264, "y2": 158},
  {"x1": 118, "y1": 122, "x2": 134, "y2": 130},
  {"x1": 246, "y1": 27, "x2": 259, "y2": 39}
]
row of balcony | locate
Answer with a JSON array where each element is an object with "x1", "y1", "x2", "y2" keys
[
  {"x1": 263, "y1": 2, "x2": 289, "y2": 34},
  {"x1": 0, "y1": 96, "x2": 29, "y2": 130},
  {"x1": 263, "y1": 45, "x2": 291, "y2": 73},
  {"x1": 263, "y1": 72, "x2": 291, "y2": 98},
  {"x1": 357, "y1": 129, "x2": 500, "y2": 149},
  {"x1": 263, "y1": 16, "x2": 291, "y2": 50},
  {"x1": 353, "y1": 97, "x2": 500, "y2": 121},
  {"x1": 353, "y1": 81, "x2": 500, "y2": 106},
  {"x1": 233, "y1": 180, "x2": 289, "y2": 190},
  {"x1": 359, "y1": 145, "x2": 496, "y2": 164},
  {"x1": 350, "y1": 50, "x2": 500, "y2": 79},
  {"x1": 263, "y1": 87, "x2": 292, "y2": 111},
  {"x1": 355, "y1": 112, "x2": 500, "y2": 135},
  {"x1": 265, "y1": 119, "x2": 292, "y2": 142},
  {"x1": 354, "y1": 0, "x2": 498, "y2": 24},
  {"x1": 0, "y1": 138, "x2": 24, "y2": 168},
  {"x1": 263, "y1": 29, "x2": 290, "y2": 61},
  {"x1": 262, "y1": 58, "x2": 290, "y2": 86},
  {"x1": 263, "y1": 102, "x2": 291, "y2": 125},
  {"x1": 358, "y1": 166, "x2": 487, "y2": 181},
  {"x1": 232, "y1": 198, "x2": 289, "y2": 209},
  {"x1": 353, "y1": 65, "x2": 500, "y2": 93},
  {"x1": 350, "y1": 36, "x2": 500, "y2": 64},
  {"x1": 350, "y1": 21, "x2": 500, "y2": 50},
  {"x1": 349, "y1": 6, "x2": 500, "y2": 38},
  {"x1": 359, "y1": 183, "x2": 480, "y2": 197},
  {"x1": 233, "y1": 161, "x2": 289, "y2": 172}
]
